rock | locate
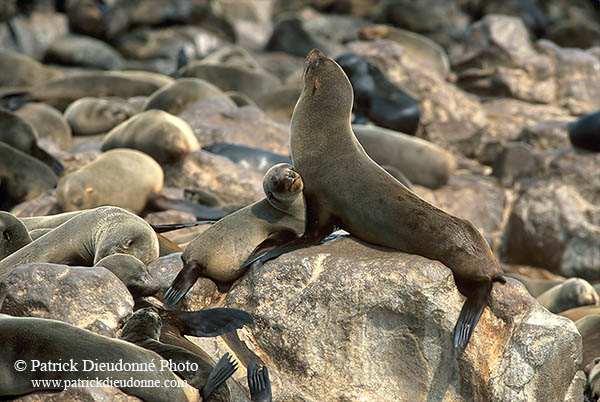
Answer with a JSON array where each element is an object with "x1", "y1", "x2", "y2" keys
[
  {"x1": 15, "y1": 102, "x2": 72, "y2": 150},
  {"x1": 146, "y1": 252, "x2": 218, "y2": 311},
  {"x1": 501, "y1": 181, "x2": 600, "y2": 280},
  {"x1": 10, "y1": 190, "x2": 60, "y2": 218},
  {"x1": 0, "y1": 50, "x2": 63, "y2": 88},
  {"x1": 218, "y1": 236, "x2": 581, "y2": 401},
  {"x1": 451, "y1": 14, "x2": 555, "y2": 104},
  {"x1": 515, "y1": 120, "x2": 571, "y2": 152},
  {"x1": 178, "y1": 99, "x2": 290, "y2": 155},
  {"x1": 10, "y1": 385, "x2": 142, "y2": 401},
  {"x1": 537, "y1": 39, "x2": 600, "y2": 115},
  {"x1": 377, "y1": 0, "x2": 470, "y2": 49},
  {"x1": 492, "y1": 142, "x2": 536, "y2": 187},
  {"x1": 479, "y1": 98, "x2": 573, "y2": 165},
  {"x1": 162, "y1": 150, "x2": 264, "y2": 208},
  {"x1": 343, "y1": 40, "x2": 487, "y2": 155},
  {"x1": 0, "y1": 263, "x2": 133, "y2": 337},
  {"x1": 44, "y1": 33, "x2": 124, "y2": 70}
]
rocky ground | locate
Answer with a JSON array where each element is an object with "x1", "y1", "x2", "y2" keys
[{"x1": 1, "y1": 0, "x2": 600, "y2": 401}]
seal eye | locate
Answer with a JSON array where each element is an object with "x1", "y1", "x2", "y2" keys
[{"x1": 3, "y1": 230, "x2": 11, "y2": 242}]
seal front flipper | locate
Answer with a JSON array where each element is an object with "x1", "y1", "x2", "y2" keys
[
  {"x1": 201, "y1": 353, "x2": 238, "y2": 400},
  {"x1": 237, "y1": 230, "x2": 300, "y2": 273},
  {"x1": 163, "y1": 261, "x2": 201, "y2": 305},
  {"x1": 248, "y1": 359, "x2": 272, "y2": 402},
  {"x1": 30, "y1": 144, "x2": 64, "y2": 176},
  {"x1": 452, "y1": 281, "x2": 492, "y2": 351},
  {"x1": 239, "y1": 234, "x2": 322, "y2": 270},
  {"x1": 162, "y1": 307, "x2": 253, "y2": 337}
]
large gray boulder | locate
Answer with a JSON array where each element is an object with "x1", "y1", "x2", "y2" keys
[
  {"x1": 199, "y1": 236, "x2": 582, "y2": 401},
  {"x1": 501, "y1": 181, "x2": 600, "y2": 280}
]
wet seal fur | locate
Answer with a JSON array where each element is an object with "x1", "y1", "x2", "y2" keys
[
  {"x1": 0, "y1": 206, "x2": 159, "y2": 279},
  {"x1": 243, "y1": 49, "x2": 506, "y2": 350},
  {"x1": 164, "y1": 163, "x2": 305, "y2": 304},
  {"x1": 0, "y1": 314, "x2": 198, "y2": 401}
]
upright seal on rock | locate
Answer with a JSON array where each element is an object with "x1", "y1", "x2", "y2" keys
[
  {"x1": 0, "y1": 206, "x2": 159, "y2": 279},
  {"x1": 164, "y1": 163, "x2": 305, "y2": 304},
  {"x1": 243, "y1": 49, "x2": 506, "y2": 350}
]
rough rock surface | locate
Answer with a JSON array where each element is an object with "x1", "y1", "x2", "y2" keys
[
  {"x1": 0, "y1": 263, "x2": 133, "y2": 337},
  {"x1": 210, "y1": 236, "x2": 582, "y2": 402},
  {"x1": 179, "y1": 99, "x2": 290, "y2": 155},
  {"x1": 163, "y1": 150, "x2": 264, "y2": 208},
  {"x1": 501, "y1": 181, "x2": 600, "y2": 280}
]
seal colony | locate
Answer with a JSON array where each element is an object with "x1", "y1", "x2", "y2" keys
[{"x1": 241, "y1": 49, "x2": 506, "y2": 350}]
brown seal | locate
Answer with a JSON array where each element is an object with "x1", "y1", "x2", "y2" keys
[
  {"x1": 244, "y1": 49, "x2": 506, "y2": 350},
  {"x1": 0, "y1": 212, "x2": 32, "y2": 260},
  {"x1": 535, "y1": 278, "x2": 598, "y2": 314},
  {"x1": 56, "y1": 148, "x2": 163, "y2": 213},
  {"x1": 164, "y1": 163, "x2": 305, "y2": 304},
  {"x1": 0, "y1": 206, "x2": 159, "y2": 279}
]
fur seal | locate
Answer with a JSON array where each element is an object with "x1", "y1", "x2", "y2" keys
[
  {"x1": 0, "y1": 50, "x2": 63, "y2": 88},
  {"x1": 0, "y1": 314, "x2": 197, "y2": 401},
  {"x1": 3, "y1": 71, "x2": 173, "y2": 111},
  {"x1": 244, "y1": 49, "x2": 506, "y2": 350},
  {"x1": 94, "y1": 253, "x2": 160, "y2": 298},
  {"x1": 20, "y1": 210, "x2": 83, "y2": 231},
  {"x1": 57, "y1": 149, "x2": 163, "y2": 213},
  {"x1": 0, "y1": 142, "x2": 58, "y2": 209},
  {"x1": 164, "y1": 163, "x2": 305, "y2": 304},
  {"x1": 15, "y1": 102, "x2": 72, "y2": 150},
  {"x1": 0, "y1": 211, "x2": 32, "y2": 260},
  {"x1": 101, "y1": 110, "x2": 200, "y2": 164},
  {"x1": 64, "y1": 96, "x2": 138, "y2": 136},
  {"x1": 560, "y1": 305, "x2": 600, "y2": 322},
  {"x1": 536, "y1": 278, "x2": 599, "y2": 314},
  {"x1": 142, "y1": 78, "x2": 235, "y2": 116},
  {"x1": 334, "y1": 53, "x2": 420, "y2": 135},
  {"x1": 576, "y1": 315, "x2": 600, "y2": 368},
  {"x1": 248, "y1": 360, "x2": 271, "y2": 402},
  {"x1": 0, "y1": 206, "x2": 159, "y2": 279},
  {"x1": 569, "y1": 110, "x2": 600, "y2": 152},
  {"x1": 352, "y1": 124, "x2": 456, "y2": 188},
  {"x1": 585, "y1": 357, "x2": 600, "y2": 400},
  {"x1": 121, "y1": 306, "x2": 252, "y2": 400},
  {"x1": 202, "y1": 143, "x2": 292, "y2": 173},
  {"x1": 0, "y1": 107, "x2": 64, "y2": 175},
  {"x1": 503, "y1": 272, "x2": 563, "y2": 298}
]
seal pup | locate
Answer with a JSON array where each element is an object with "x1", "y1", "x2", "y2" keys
[
  {"x1": 121, "y1": 306, "x2": 253, "y2": 400},
  {"x1": 101, "y1": 110, "x2": 200, "y2": 164},
  {"x1": 576, "y1": 315, "x2": 600, "y2": 369},
  {"x1": 560, "y1": 305, "x2": 600, "y2": 322},
  {"x1": 504, "y1": 271, "x2": 563, "y2": 298},
  {"x1": 248, "y1": 360, "x2": 272, "y2": 402},
  {"x1": 57, "y1": 148, "x2": 163, "y2": 213},
  {"x1": 94, "y1": 253, "x2": 160, "y2": 298},
  {"x1": 536, "y1": 278, "x2": 598, "y2": 314},
  {"x1": 164, "y1": 163, "x2": 305, "y2": 305},
  {"x1": 243, "y1": 49, "x2": 506, "y2": 350},
  {"x1": 0, "y1": 107, "x2": 64, "y2": 175},
  {"x1": 20, "y1": 210, "x2": 83, "y2": 231},
  {"x1": 0, "y1": 143, "x2": 58, "y2": 209},
  {"x1": 585, "y1": 357, "x2": 600, "y2": 400},
  {"x1": 0, "y1": 314, "x2": 197, "y2": 401},
  {"x1": 0, "y1": 206, "x2": 159, "y2": 279},
  {"x1": 569, "y1": 110, "x2": 600, "y2": 152},
  {"x1": 64, "y1": 96, "x2": 137, "y2": 136},
  {"x1": 15, "y1": 102, "x2": 72, "y2": 150},
  {"x1": 0, "y1": 212, "x2": 32, "y2": 260}
]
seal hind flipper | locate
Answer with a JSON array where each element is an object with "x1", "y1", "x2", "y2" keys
[
  {"x1": 164, "y1": 308, "x2": 253, "y2": 338},
  {"x1": 163, "y1": 262, "x2": 201, "y2": 305},
  {"x1": 146, "y1": 194, "x2": 228, "y2": 220},
  {"x1": 452, "y1": 281, "x2": 492, "y2": 350},
  {"x1": 248, "y1": 359, "x2": 272, "y2": 402},
  {"x1": 200, "y1": 353, "x2": 238, "y2": 400},
  {"x1": 151, "y1": 221, "x2": 216, "y2": 233},
  {"x1": 30, "y1": 145, "x2": 64, "y2": 176}
]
